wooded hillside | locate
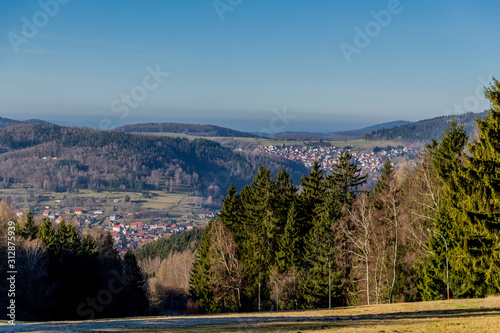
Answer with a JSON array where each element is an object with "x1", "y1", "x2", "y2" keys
[{"x1": 0, "y1": 124, "x2": 307, "y2": 196}]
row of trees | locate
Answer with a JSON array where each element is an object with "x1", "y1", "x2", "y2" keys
[
  {"x1": 189, "y1": 78, "x2": 500, "y2": 313},
  {"x1": 189, "y1": 150, "x2": 368, "y2": 312},
  {"x1": 0, "y1": 207, "x2": 148, "y2": 320},
  {"x1": 419, "y1": 78, "x2": 500, "y2": 299}
]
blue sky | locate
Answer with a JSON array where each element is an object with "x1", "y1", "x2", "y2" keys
[{"x1": 0, "y1": 0, "x2": 499, "y2": 132}]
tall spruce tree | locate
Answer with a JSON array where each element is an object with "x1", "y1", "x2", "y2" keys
[
  {"x1": 21, "y1": 212, "x2": 38, "y2": 240},
  {"x1": 456, "y1": 78, "x2": 500, "y2": 296},
  {"x1": 123, "y1": 250, "x2": 149, "y2": 315},
  {"x1": 418, "y1": 120, "x2": 468, "y2": 300},
  {"x1": 218, "y1": 184, "x2": 243, "y2": 239},
  {"x1": 298, "y1": 161, "x2": 326, "y2": 238},
  {"x1": 238, "y1": 167, "x2": 278, "y2": 311},
  {"x1": 37, "y1": 218, "x2": 54, "y2": 249},
  {"x1": 328, "y1": 150, "x2": 367, "y2": 204},
  {"x1": 299, "y1": 192, "x2": 343, "y2": 308},
  {"x1": 189, "y1": 221, "x2": 218, "y2": 313},
  {"x1": 275, "y1": 203, "x2": 301, "y2": 272}
]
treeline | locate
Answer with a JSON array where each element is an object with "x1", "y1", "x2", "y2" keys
[
  {"x1": 189, "y1": 79, "x2": 500, "y2": 313},
  {"x1": 362, "y1": 111, "x2": 486, "y2": 143},
  {"x1": 0, "y1": 124, "x2": 306, "y2": 196},
  {"x1": 135, "y1": 228, "x2": 203, "y2": 261},
  {"x1": 0, "y1": 206, "x2": 148, "y2": 320},
  {"x1": 114, "y1": 122, "x2": 260, "y2": 138}
]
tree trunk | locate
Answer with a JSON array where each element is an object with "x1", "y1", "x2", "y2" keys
[
  {"x1": 258, "y1": 282, "x2": 261, "y2": 312},
  {"x1": 389, "y1": 201, "x2": 398, "y2": 304},
  {"x1": 366, "y1": 257, "x2": 370, "y2": 305}
]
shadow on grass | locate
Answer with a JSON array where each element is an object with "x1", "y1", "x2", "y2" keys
[{"x1": 5, "y1": 307, "x2": 500, "y2": 332}]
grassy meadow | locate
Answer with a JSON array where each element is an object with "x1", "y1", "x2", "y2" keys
[{"x1": 3, "y1": 297, "x2": 499, "y2": 332}]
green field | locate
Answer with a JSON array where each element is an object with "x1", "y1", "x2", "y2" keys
[
  {"x1": 3, "y1": 297, "x2": 499, "y2": 332},
  {"x1": 134, "y1": 132, "x2": 405, "y2": 151},
  {"x1": 0, "y1": 187, "x2": 209, "y2": 220}
]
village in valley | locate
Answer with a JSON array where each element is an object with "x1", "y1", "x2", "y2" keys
[
  {"x1": 11, "y1": 197, "x2": 214, "y2": 255},
  {"x1": 256, "y1": 144, "x2": 417, "y2": 174},
  {"x1": 6, "y1": 143, "x2": 418, "y2": 255}
]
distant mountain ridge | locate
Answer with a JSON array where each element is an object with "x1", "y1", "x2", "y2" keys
[
  {"x1": 114, "y1": 122, "x2": 261, "y2": 138},
  {"x1": 0, "y1": 116, "x2": 50, "y2": 129},
  {"x1": 270, "y1": 120, "x2": 412, "y2": 141},
  {"x1": 362, "y1": 111, "x2": 487, "y2": 143}
]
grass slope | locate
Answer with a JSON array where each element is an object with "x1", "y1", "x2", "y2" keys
[{"x1": 3, "y1": 297, "x2": 499, "y2": 332}]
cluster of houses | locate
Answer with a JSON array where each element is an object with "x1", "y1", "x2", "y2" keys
[
  {"x1": 106, "y1": 221, "x2": 204, "y2": 255},
  {"x1": 17, "y1": 206, "x2": 213, "y2": 255},
  {"x1": 257, "y1": 145, "x2": 416, "y2": 173}
]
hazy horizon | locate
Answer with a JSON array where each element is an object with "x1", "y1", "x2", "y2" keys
[{"x1": 1, "y1": 1, "x2": 499, "y2": 132}]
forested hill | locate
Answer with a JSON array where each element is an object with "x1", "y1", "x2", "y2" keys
[
  {"x1": 135, "y1": 227, "x2": 204, "y2": 260},
  {"x1": 0, "y1": 116, "x2": 50, "y2": 129},
  {"x1": 271, "y1": 121, "x2": 412, "y2": 141},
  {"x1": 114, "y1": 122, "x2": 260, "y2": 138},
  {"x1": 362, "y1": 111, "x2": 487, "y2": 143},
  {"x1": 0, "y1": 124, "x2": 307, "y2": 194}
]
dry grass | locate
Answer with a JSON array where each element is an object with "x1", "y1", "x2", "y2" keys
[{"x1": 3, "y1": 297, "x2": 500, "y2": 332}]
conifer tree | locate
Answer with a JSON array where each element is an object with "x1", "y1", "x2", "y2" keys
[
  {"x1": 299, "y1": 192, "x2": 343, "y2": 308},
  {"x1": 37, "y1": 218, "x2": 54, "y2": 249},
  {"x1": 373, "y1": 157, "x2": 394, "y2": 195},
  {"x1": 82, "y1": 233, "x2": 99, "y2": 256},
  {"x1": 275, "y1": 203, "x2": 301, "y2": 272},
  {"x1": 298, "y1": 161, "x2": 326, "y2": 237},
  {"x1": 123, "y1": 250, "x2": 149, "y2": 315},
  {"x1": 238, "y1": 167, "x2": 279, "y2": 310},
  {"x1": 218, "y1": 184, "x2": 242, "y2": 239},
  {"x1": 455, "y1": 78, "x2": 500, "y2": 296},
  {"x1": 327, "y1": 150, "x2": 367, "y2": 204},
  {"x1": 189, "y1": 221, "x2": 218, "y2": 313},
  {"x1": 21, "y1": 212, "x2": 38, "y2": 240},
  {"x1": 417, "y1": 120, "x2": 468, "y2": 300}
]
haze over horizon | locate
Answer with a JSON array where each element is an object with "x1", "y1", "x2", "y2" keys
[{"x1": 1, "y1": 1, "x2": 499, "y2": 132}]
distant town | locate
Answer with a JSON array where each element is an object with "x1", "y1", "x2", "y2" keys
[
  {"x1": 256, "y1": 144, "x2": 418, "y2": 174},
  {"x1": 13, "y1": 203, "x2": 214, "y2": 255}
]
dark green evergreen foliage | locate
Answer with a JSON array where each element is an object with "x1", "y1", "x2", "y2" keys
[
  {"x1": 217, "y1": 184, "x2": 243, "y2": 237},
  {"x1": 327, "y1": 150, "x2": 367, "y2": 204},
  {"x1": 189, "y1": 161, "x2": 366, "y2": 313},
  {"x1": 298, "y1": 161, "x2": 326, "y2": 237},
  {"x1": 418, "y1": 121, "x2": 468, "y2": 300},
  {"x1": 20, "y1": 212, "x2": 38, "y2": 240},
  {"x1": 7, "y1": 217, "x2": 149, "y2": 321},
  {"x1": 114, "y1": 122, "x2": 261, "y2": 138},
  {"x1": 419, "y1": 79, "x2": 500, "y2": 300},
  {"x1": 362, "y1": 111, "x2": 487, "y2": 143},
  {"x1": 37, "y1": 217, "x2": 54, "y2": 249},
  {"x1": 135, "y1": 227, "x2": 203, "y2": 260},
  {"x1": 300, "y1": 192, "x2": 344, "y2": 308},
  {"x1": 275, "y1": 204, "x2": 301, "y2": 272},
  {"x1": 189, "y1": 221, "x2": 218, "y2": 313},
  {"x1": 122, "y1": 250, "x2": 149, "y2": 316},
  {"x1": 47, "y1": 221, "x2": 100, "y2": 320}
]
